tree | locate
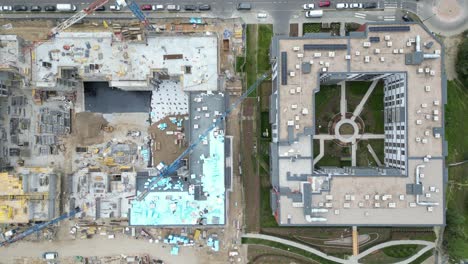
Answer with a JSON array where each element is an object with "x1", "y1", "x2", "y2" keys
[{"x1": 455, "y1": 34, "x2": 468, "y2": 85}]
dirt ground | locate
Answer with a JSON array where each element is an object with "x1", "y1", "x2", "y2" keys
[
  {"x1": 443, "y1": 35, "x2": 463, "y2": 80},
  {"x1": 0, "y1": 235, "x2": 213, "y2": 264},
  {"x1": 72, "y1": 112, "x2": 108, "y2": 146},
  {"x1": 0, "y1": 20, "x2": 53, "y2": 41},
  {"x1": 149, "y1": 115, "x2": 187, "y2": 166},
  {"x1": 241, "y1": 98, "x2": 260, "y2": 233}
]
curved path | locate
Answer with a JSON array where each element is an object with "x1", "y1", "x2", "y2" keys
[{"x1": 243, "y1": 233, "x2": 435, "y2": 264}]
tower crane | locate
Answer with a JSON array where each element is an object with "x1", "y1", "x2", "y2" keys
[
  {"x1": 29, "y1": 0, "x2": 153, "y2": 51},
  {"x1": 50, "y1": 0, "x2": 154, "y2": 37},
  {"x1": 0, "y1": 207, "x2": 81, "y2": 247},
  {"x1": 49, "y1": 0, "x2": 109, "y2": 37},
  {"x1": 136, "y1": 72, "x2": 271, "y2": 201}
]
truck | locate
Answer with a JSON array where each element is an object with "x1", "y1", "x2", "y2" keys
[{"x1": 56, "y1": 4, "x2": 77, "y2": 12}]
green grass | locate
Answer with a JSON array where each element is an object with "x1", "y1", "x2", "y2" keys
[
  {"x1": 242, "y1": 238, "x2": 341, "y2": 264},
  {"x1": 445, "y1": 80, "x2": 468, "y2": 163},
  {"x1": 382, "y1": 245, "x2": 419, "y2": 258},
  {"x1": 245, "y1": 24, "x2": 273, "y2": 97},
  {"x1": 315, "y1": 85, "x2": 341, "y2": 133},
  {"x1": 348, "y1": 81, "x2": 384, "y2": 134},
  {"x1": 356, "y1": 140, "x2": 384, "y2": 167},
  {"x1": 444, "y1": 80, "x2": 468, "y2": 261},
  {"x1": 260, "y1": 174, "x2": 278, "y2": 228},
  {"x1": 409, "y1": 250, "x2": 433, "y2": 264},
  {"x1": 303, "y1": 23, "x2": 321, "y2": 34},
  {"x1": 257, "y1": 24, "x2": 273, "y2": 73},
  {"x1": 236, "y1": 56, "x2": 246, "y2": 73},
  {"x1": 245, "y1": 24, "x2": 258, "y2": 97}
]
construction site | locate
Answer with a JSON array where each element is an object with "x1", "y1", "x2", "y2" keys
[{"x1": 0, "y1": 0, "x2": 246, "y2": 262}]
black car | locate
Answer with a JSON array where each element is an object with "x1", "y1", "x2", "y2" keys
[
  {"x1": 44, "y1": 5, "x2": 56, "y2": 11},
  {"x1": 30, "y1": 6, "x2": 42, "y2": 11},
  {"x1": 402, "y1": 15, "x2": 414, "y2": 22},
  {"x1": 184, "y1": 5, "x2": 197, "y2": 11},
  {"x1": 199, "y1": 4, "x2": 211, "y2": 11},
  {"x1": 363, "y1": 2, "x2": 377, "y2": 8},
  {"x1": 13, "y1": 5, "x2": 28, "y2": 11},
  {"x1": 95, "y1": 6, "x2": 105, "y2": 11}
]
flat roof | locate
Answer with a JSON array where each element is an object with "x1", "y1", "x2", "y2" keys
[{"x1": 270, "y1": 23, "x2": 446, "y2": 226}]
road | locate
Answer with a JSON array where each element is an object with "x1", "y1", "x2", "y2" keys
[
  {"x1": 0, "y1": 0, "x2": 418, "y2": 35},
  {"x1": 0, "y1": 0, "x2": 467, "y2": 35},
  {"x1": 243, "y1": 233, "x2": 435, "y2": 263},
  {"x1": 0, "y1": 236, "x2": 202, "y2": 264}
]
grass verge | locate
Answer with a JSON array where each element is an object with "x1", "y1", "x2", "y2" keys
[
  {"x1": 444, "y1": 80, "x2": 468, "y2": 261},
  {"x1": 242, "y1": 237, "x2": 341, "y2": 264}
]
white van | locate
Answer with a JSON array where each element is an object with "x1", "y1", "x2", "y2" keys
[
  {"x1": 305, "y1": 10, "x2": 323, "y2": 18},
  {"x1": 56, "y1": 4, "x2": 77, "y2": 11}
]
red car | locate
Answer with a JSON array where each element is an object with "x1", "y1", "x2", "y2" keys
[
  {"x1": 141, "y1": 4, "x2": 152, "y2": 10},
  {"x1": 319, "y1": 0, "x2": 331, "y2": 7}
]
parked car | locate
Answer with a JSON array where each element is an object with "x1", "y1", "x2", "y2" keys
[
  {"x1": 257, "y1": 12, "x2": 267, "y2": 18},
  {"x1": 95, "y1": 5, "x2": 105, "y2": 11},
  {"x1": 319, "y1": 1, "x2": 331, "y2": 7},
  {"x1": 237, "y1": 3, "x2": 252, "y2": 10},
  {"x1": 13, "y1": 5, "x2": 28, "y2": 11},
  {"x1": 303, "y1": 3, "x2": 315, "y2": 9},
  {"x1": 152, "y1": 4, "x2": 164, "y2": 10},
  {"x1": 110, "y1": 5, "x2": 121, "y2": 11},
  {"x1": 56, "y1": 4, "x2": 76, "y2": 11},
  {"x1": 336, "y1": 3, "x2": 349, "y2": 8},
  {"x1": 402, "y1": 14, "x2": 414, "y2": 22},
  {"x1": 30, "y1": 6, "x2": 42, "y2": 11},
  {"x1": 350, "y1": 3, "x2": 363, "y2": 8},
  {"x1": 141, "y1": 4, "x2": 152, "y2": 10},
  {"x1": 167, "y1": 4, "x2": 181, "y2": 11},
  {"x1": 1, "y1": 6, "x2": 13, "y2": 11},
  {"x1": 198, "y1": 4, "x2": 211, "y2": 11},
  {"x1": 363, "y1": 2, "x2": 377, "y2": 8},
  {"x1": 44, "y1": 5, "x2": 56, "y2": 11},
  {"x1": 184, "y1": 5, "x2": 197, "y2": 11}
]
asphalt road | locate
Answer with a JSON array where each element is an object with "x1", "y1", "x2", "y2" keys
[{"x1": 0, "y1": 0, "x2": 413, "y2": 36}]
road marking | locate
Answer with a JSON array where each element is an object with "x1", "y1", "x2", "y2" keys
[{"x1": 354, "y1": 13, "x2": 366, "y2": 19}]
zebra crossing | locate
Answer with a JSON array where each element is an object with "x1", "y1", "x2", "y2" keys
[
  {"x1": 354, "y1": 12, "x2": 367, "y2": 19},
  {"x1": 383, "y1": 0, "x2": 401, "y2": 9},
  {"x1": 383, "y1": 15, "x2": 396, "y2": 21}
]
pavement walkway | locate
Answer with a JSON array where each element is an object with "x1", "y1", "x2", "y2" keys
[{"x1": 243, "y1": 233, "x2": 435, "y2": 264}]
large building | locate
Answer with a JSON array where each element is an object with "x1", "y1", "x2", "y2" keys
[{"x1": 269, "y1": 23, "x2": 446, "y2": 226}]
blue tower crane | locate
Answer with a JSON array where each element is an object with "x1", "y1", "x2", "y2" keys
[
  {"x1": 0, "y1": 207, "x2": 81, "y2": 247},
  {"x1": 125, "y1": 0, "x2": 154, "y2": 31},
  {"x1": 136, "y1": 72, "x2": 270, "y2": 201}
]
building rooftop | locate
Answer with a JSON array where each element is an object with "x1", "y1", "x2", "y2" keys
[
  {"x1": 34, "y1": 32, "x2": 218, "y2": 91},
  {"x1": 270, "y1": 23, "x2": 446, "y2": 226}
]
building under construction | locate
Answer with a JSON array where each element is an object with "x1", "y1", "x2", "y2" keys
[{"x1": 0, "y1": 167, "x2": 60, "y2": 224}]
